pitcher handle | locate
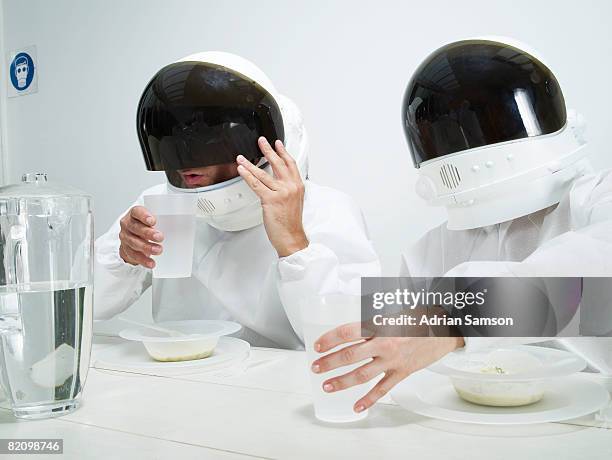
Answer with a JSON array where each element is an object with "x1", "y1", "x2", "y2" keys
[{"x1": 0, "y1": 225, "x2": 27, "y2": 334}]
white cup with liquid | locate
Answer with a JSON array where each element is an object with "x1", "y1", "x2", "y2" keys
[
  {"x1": 301, "y1": 293, "x2": 374, "y2": 423},
  {"x1": 143, "y1": 194, "x2": 197, "y2": 278}
]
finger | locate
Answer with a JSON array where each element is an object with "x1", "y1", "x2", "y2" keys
[
  {"x1": 130, "y1": 206, "x2": 156, "y2": 226},
  {"x1": 312, "y1": 339, "x2": 376, "y2": 373},
  {"x1": 120, "y1": 244, "x2": 155, "y2": 269},
  {"x1": 354, "y1": 370, "x2": 404, "y2": 413},
  {"x1": 124, "y1": 218, "x2": 164, "y2": 242},
  {"x1": 321, "y1": 359, "x2": 385, "y2": 393},
  {"x1": 314, "y1": 322, "x2": 364, "y2": 353},
  {"x1": 120, "y1": 230, "x2": 163, "y2": 257},
  {"x1": 258, "y1": 137, "x2": 289, "y2": 179},
  {"x1": 236, "y1": 155, "x2": 279, "y2": 190},
  {"x1": 274, "y1": 140, "x2": 301, "y2": 180},
  {"x1": 237, "y1": 164, "x2": 274, "y2": 198}
]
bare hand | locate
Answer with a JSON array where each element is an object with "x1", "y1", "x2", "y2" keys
[
  {"x1": 237, "y1": 137, "x2": 308, "y2": 257},
  {"x1": 118, "y1": 206, "x2": 164, "y2": 268},
  {"x1": 311, "y1": 323, "x2": 464, "y2": 413}
]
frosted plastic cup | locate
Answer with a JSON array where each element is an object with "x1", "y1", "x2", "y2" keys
[
  {"x1": 143, "y1": 194, "x2": 197, "y2": 278},
  {"x1": 301, "y1": 294, "x2": 374, "y2": 423}
]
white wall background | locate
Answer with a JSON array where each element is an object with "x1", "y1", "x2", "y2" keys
[{"x1": 1, "y1": 0, "x2": 611, "y2": 332}]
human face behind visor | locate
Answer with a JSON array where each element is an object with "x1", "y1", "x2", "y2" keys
[
  {"x1": 172, "y1": 164, "x2": 240, "y2": 189},
  {"x1": 137, "y1": 60, "x2": 284, "y2": 189}
]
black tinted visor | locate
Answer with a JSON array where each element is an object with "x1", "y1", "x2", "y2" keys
[
  {"x1": 402, "y1": 40, "x2": 566, "y2": 167},
  {"x1": 137, "y1": 61, "x2": 284, "y2": 171}
]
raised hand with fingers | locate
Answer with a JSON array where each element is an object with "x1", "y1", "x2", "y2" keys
[
  {"x1": 311, "y1": 323, "x2": 464, "y2": 414},
  {"x1": 237, "y1": 136, "x2": 309, "y2": 257}
]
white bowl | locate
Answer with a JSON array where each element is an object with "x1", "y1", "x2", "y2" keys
[
  {"x1": 142, "y1": 336, "x2": 219, "y2": 362},
  {"x1": 450, "y1": 376, "x2": 545, "y2": 407},
  {"x1": 429, "y1": 347, "x2": 585, "y2": 408},
  {"x1": 119, "y1": 320, "x2": 241, "y2": 362},
  {"x1": 449, "y1": 349, "x2": 546, "y2": 407}
]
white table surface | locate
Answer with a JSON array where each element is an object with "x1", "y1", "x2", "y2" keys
[{"x1": 1, "y1": 336, "x2": 611, "y2": 460}]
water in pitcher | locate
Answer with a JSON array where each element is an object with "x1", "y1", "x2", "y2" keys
[{"x1": 0, "y1": 281, "x2": 93, "y2": 419}]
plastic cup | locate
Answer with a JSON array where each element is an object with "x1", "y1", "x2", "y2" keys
[
  {"x1": 301, "y1": 294, "x2": 374, "y2": 423},
  {"x1": 143, "y1": 194, "x2": 197, "y2": 278}
]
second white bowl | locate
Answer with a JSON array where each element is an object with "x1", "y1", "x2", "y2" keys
[{"x1": 119, "y1": 320, "x2": 241, "y2": 362}]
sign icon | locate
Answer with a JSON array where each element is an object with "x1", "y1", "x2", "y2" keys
[
  {"x1": 10, "y1": 52, "x2": 34, "y2": 90},
  {"x1": 8, "y1": 46, "x2": 38, "y2": 97}
]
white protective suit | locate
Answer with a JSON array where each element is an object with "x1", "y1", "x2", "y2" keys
[
  {"x1": 401, "y1": 168, "x2": 612, "y2": 361},
  {"x1": 94, "y1": 56, "x2": 381, "y2": 349}
]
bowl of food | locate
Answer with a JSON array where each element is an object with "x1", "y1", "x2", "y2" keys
[
  {"x1": 119, "y1": 320, "x2": 241, "y2": 362},
  {"x1": 429, "y1": 346, "x2": 586, "y2": 407},
  {"x1": 450, "y1": 349, "x2": 545, "y2": 406}
]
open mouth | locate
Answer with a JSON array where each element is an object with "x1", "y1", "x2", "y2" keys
[{"x1": 180, "y1": 172, "x2": 206, "y2": 186}]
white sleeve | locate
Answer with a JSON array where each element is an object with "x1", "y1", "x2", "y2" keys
[
  {"x1": 93, "y1": 194, "x2": 152, "y2": 320},
  {"x1": 276, "y1": 191, "x2": 381, "y2": 342},
  {"x1": 400, "y1": 255, "x2": 552, "y2": 353}
]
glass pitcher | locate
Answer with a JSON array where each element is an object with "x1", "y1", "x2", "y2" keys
[{"x1": 0, "y1": 173, "x2": 93, "y2": 419}]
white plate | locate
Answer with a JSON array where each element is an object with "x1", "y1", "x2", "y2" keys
[
  {"x1": 119, "y1": 320, "x2": 242, "y2": 342},
  {"x1": 429, "y1": 345, "x2": 586, "y2": 381},
  {"x1": 93, "y1": 336, "x2": 250, "y2": 376},
  {"x1": 390, "y1": 369, "x2": 610, "y2": 425}
]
